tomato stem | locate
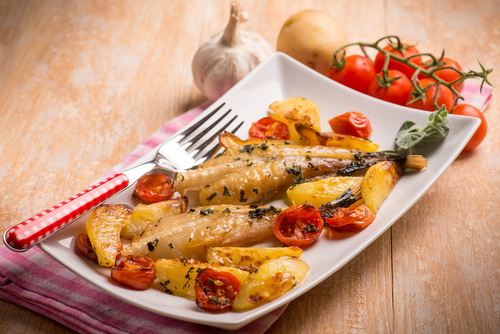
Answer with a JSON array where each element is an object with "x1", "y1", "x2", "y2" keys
[{"x1": 332, "y1": 35, "x2": 493, "y2": 112}]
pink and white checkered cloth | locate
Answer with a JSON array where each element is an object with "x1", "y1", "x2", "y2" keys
[{"x1": 0, "y1": 81, "x2": 493, "y2": 334}]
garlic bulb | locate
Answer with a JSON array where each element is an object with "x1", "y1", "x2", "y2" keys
[{"x1": 192, "y1": 1, "x2": 273, "y2": 101}]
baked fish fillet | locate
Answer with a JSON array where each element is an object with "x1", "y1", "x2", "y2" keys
[
  {"x1": 174, "y1": 143, "x2": 427, "y2": 206},
  {"x1": 174, "y1": 144, "x2": 355, "y2": 194},
  {"x1": 120, "y1": 205, "x2": 282, "y2": 261}
]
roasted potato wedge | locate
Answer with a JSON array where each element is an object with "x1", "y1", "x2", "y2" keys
[
  {"x1": 86, "y1": 204, "x2": 133, "y2": 267},
  {"x1": 120, "y1": 197, "x2": 188, "y2": 239},
  {"x1": 269, "y1": 97, "x2": 321, "y2": 135},
  {"x1": 154, "y1": 258, "x2": 249, "y2": 298},
  {"x1": 232, "y1": 256, "x2": 309, "y2": 311},
  {"x1": 286, "y1": 176, "x2": 362, "y2": 207},
  {"x1": 295, "y1": 122, "x2": 380, "y2": 152},
  {"x1": 206, "y1": 246, "x2": 303, "y2": 272},
  {"x1": 218, "y1": 131, "x2": 306, "y2": 148},
  {"x1": 361, "y1": 161, "x2": 404, "y2": 213}
]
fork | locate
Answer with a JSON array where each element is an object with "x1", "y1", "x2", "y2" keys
[{"x1": 3, "y1": 103, "x2": 242, "y2": 252}]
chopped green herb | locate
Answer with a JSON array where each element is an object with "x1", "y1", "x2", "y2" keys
[
  {"x1": 240, "y1": 189, "x2": 247, "y2": 202},
  {"x1": 222, "y1": 208, "x2": 231, "y2": 214},
  {"x1": 147, "y1": 238, "x2": 159, "y2": 252},
  {"x1": 303, "y1": 223, "x2": 320, "y2": 233},
  {"x1": 253, "y1": 188, "x2": 259, "y2": 194},
  {"x1": 206, "y1": 193, "x2": 217, "y2": 201},
  {"x1": 168, "y1": 242, "x2": 174, "y2": 249},
  {"x1": 239, "y1": 144, "x2": 255, "y2": 153},
  {"x1": 222, "y1": 186, "x2": 231, "y2": 196},
  {"x1": 200, "y1": 208, "x2": 215, "y2": 216},
  {"x1": 285, "y1": 165, "x2": 302, "y2": 176}
]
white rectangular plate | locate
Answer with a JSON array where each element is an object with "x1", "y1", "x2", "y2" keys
[{"x1": 39, "y1": 52, "x2": 480, "y2": 330}]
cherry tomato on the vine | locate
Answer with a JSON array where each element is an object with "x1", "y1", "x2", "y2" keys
[
  {"x1": 111, "y1": 255, "x2": 156, "y2": 290},
  {"x1": 249, "y1": 117, "x2": 290, "y2": 140},
  {"x1": 328, "y1": 55, "x2": 376, "y2": 94},
  {"x1": 273, "y1": 204, "x2": 324, "y2": 247},
  {"x1": 451, "y1": 104, "x2": 487, "y2": 151},
  {"x1": 418, "y1": 57, "x2": 463, "y2": 93},
  {"x1": 195, "y1": 268, "x2": 242, "y2": 313},
  {"x1": 374, "y1": 43, "x2": 422, "y2": 80},
  {"x1": 328, "y1": 112, "x2": 372, "y2": 138},
  {"x1": 135, "y1": 173, "x2": 174, "y2": 203},
  {"x1": 406, "y1": 78, "x2": 454, "y2": 112},
  {"x1": 367, "y1": 70, "x2": 412, "y2": 106},
  {"x1": 324, "y1": 204, "x2": 375, "y2": 233}
]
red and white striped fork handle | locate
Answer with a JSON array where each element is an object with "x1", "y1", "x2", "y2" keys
[{"x1": 3, "y1": 173, "x2": 129, "y2": 252}]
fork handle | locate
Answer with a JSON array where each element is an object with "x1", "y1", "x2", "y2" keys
[{"x1": 3, "y1": 173, "x2": 129, "y2": 252}]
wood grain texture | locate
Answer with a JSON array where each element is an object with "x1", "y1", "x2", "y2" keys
[{"x1": 0, "y1": 0, "x2": 498, "y2": 333}]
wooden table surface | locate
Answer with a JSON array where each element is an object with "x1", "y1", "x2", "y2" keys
[{"x1": 0, "y1": 1, "x2": 498, "y2": 333}]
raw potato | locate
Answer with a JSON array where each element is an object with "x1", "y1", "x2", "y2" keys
[
  {"x1": 269, "y1": 97, "x2": 321, "y2": 133},
  {"x1": 277, "y1": 10, "x2": 348, "y2": 76},
  {"x1": 86, "y1": 204, "x2": 133, "y2": 267},
  {"x1": 361, "y1": 161, "x2": 404, "y2": 213},
  {"x1": 232, "y1": 256, "x2": 309, "y2": 311},
  {"x1": 296, "y1": 122, "x2": 380, "y2": 152},
  {"x1": 206, "y1": 246, "x2": 303, "y2": 272},
  {"x1": 154, "y1": 258, "x2": 249, "y2": 298},
  {"x1": 286, "y1": 176, "x2": 362, "y2": 207},
  {"x1": 121, "y1": 197, "x2": 188, "y2": 239}
]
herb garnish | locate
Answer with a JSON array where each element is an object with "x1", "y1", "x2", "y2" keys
[
  {"x1": 206, "y1": 193, "x2": 217, "y2": 201},
  {"x1": 147, "y1": 238, "x2": 159, "y2": 252},
  {"x1": 240, "y1": 189, "x2": 247, "y2": 202},
  {"x1": 239, "y1": 144, "x2": 255, "y2": 153},
  {"x1": 285, "y1": 165, "x2": 302, "y2": 176},
  {"x1": 222, "y1": 186, "x2": 231, "y2": 196},
  {"x1": 395, "y1": 107, "x2": 451, "y2": 155},
  {"x1": 200, "y1": 208, "x2": 215, "y2": 216},
  {"x1": 303, "y1": 223, "x2": 320, "y2": 233}
]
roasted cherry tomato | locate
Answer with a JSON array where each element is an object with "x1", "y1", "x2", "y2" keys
[
  {"x1": 329, "y1": 112, "x2": 372, "y2": 138},
  {"x1": 195, "y1": 268, "x2": 242, "y2": 313},
  {"x1": 111, "y1": 255, "x2": 156, "y2": 290},
  {"x1": 418, "y1": 57, "x2": 463, "y2": 93},
  {"x1": 324, "y1": 204, "x2": 375, "y2": 233},
  {"x1": 406, "y1": 78, "x2": 454, "y2": 111},
  {"x1": 249, "y1": 117, "x2": 290, "y2": 140},
  {"x1": 374, "y1": 43, "x2": 422, "y2": 80},
  {"x1": 77, "y1": 234, "x2": 98, "y2": 264},
  {"x1": 451, "y1": 104, "x2": 487, "y2": 151},
  {"x1": 273, "y1": 204, "x2": 324, "y2": 247},
  {"x1": 135, "y1": 173, "x2": 174, "y2": 203},
  {"x1": 328, "y1": 55, "x2": 376, "y2": 94},
  {"x1": 367, "y1": 70, "x2": 412, "y2": 106}
]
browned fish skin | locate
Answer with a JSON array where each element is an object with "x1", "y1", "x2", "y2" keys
[
  {"x1": 174, "y1": 144, "x2": 354, "y2": 195},
  {"x1": 199, "y1": 156, "x2": 350, "y2": 205},
  {"x1": 120, "y1": 205, "x2": 282, "y2": 261}
]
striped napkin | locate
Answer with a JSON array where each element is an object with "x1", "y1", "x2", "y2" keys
[{"x1": 0, "y1": 81, "x2": 492, "y2": 334}]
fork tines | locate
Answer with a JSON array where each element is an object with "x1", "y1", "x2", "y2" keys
[{"x1": 176, "y1": 103, "x2": 243, "y2": 163}]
